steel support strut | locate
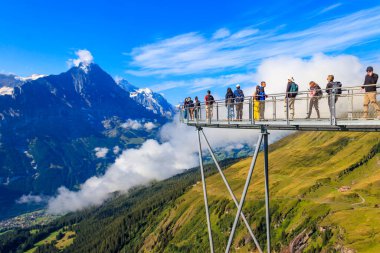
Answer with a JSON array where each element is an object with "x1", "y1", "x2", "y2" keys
[
  {"x1": 262, "y1": 127, "x2": 271, "y2": 253},
  {"x1": 225, "y1": 133, "x2": 264, "y2": 253},
  {"x1": 201, "y1": 130, "x2": 263, "y2": 253},
  {"x1": 197, "y1": 127, "x2": 214, "y2": 253}
]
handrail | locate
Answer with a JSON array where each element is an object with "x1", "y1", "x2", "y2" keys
[{"x1": 181, "y1": 84, "x2": 379, "y2": 107}]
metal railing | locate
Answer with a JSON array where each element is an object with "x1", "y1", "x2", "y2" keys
[{"x1": 180, "y1": 85, "x2": 380, "y2": 127}]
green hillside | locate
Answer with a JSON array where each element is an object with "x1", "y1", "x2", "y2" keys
[{"x1": 1, "y1": 131, "x2": 380, "y2": 253}]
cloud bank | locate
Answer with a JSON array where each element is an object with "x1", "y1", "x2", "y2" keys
[{"x1": 47, "y1": 118, "x2": 287, "y2": 214}]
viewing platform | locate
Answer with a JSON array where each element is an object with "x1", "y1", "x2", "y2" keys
[{"x1": 180, "y1": 85, "x2": 380, "y2": 132}]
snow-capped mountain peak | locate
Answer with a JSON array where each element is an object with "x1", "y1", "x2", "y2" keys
[
  {"x1": 116, "y1": 78, "x2": 175, "y2": 118},
  {"x1": 16, "y1": 74, "x2": 46, "y2": 81}
]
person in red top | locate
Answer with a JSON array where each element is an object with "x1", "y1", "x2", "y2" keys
[{"x1": 204, "y1": 90, "x2": 215, "y2": 120}]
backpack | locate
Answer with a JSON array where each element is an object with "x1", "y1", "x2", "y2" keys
[
  {"x1": 315, "y1": 85, "x2": 323, "y2": 97},
  {"x1": 235, "y1": 89, "x2": 244, "y2": 102},
  {"x1": 206, "y1": 94, "x2": 214, "y2": 105},
  {"x1": 332, "y1": 82, "x2": 342, "y2": 95},
  {"x1": 289, "y1": 82, "x2": 298, "y2": 96}
]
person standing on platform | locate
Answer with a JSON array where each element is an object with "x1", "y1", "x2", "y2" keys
[
  {"x1": 362, "y1": 66, "x2": 380, "y2": 119},
  {"x1": 254, "y1": 81, "x2": 268, "y2": 120},
  {"x1": 225, "y1": 87, "x2": 235, "y2": 121},
  {"x1": 183, "y1": 97, "x2": 189, "y2": 120},
  {"x1": 205, "y1": 90, "x2": 215, "y2": 121},
  {"x1": 326, "y1": 75, "x2": 342, "y2": 118},
  {"x1": 188, "y1": 97, "x2": 194, "y2": 120},
  {"x1": 194, "y1": 96, "x2": 201, "y2": 120},
  {"x1": 284, "y1": 77, "x2": 298, "y2": 120},
  {"x1": 306, "y1": 81, "x2": 322, "y2": 119},
  {"x1": 234, "y1": 84, "x2": 245, "y2": 121}
]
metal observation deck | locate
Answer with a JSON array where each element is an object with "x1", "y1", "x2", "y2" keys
[
  {"x1": 180, "y1": 85, "x2": 380, "y2": 132},
  {"x1": 181, "y1": 85, "x2": 380, "y2": 253}
]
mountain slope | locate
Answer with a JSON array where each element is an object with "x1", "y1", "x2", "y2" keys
[
  {"x1": 2, "y1": 131, "x2": 380, "y2": 253},
  {"x1": 0, "y1": 64, "x2": 167, "y2": 220}
]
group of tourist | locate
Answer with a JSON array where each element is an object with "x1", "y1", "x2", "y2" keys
[{"x1": 182, "y1": 66, "x2": 379, "y2": 121}]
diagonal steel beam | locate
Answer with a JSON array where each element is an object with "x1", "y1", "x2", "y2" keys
[
  {"x1": 225, "y1": 133, "x2": 264, "y2": 253},
  {"x1": 197, "y1": 128, "x2": 214, "y2": 253},
  {"x1": 201, "y1": 129, "x2": 263, "y2": 253}
]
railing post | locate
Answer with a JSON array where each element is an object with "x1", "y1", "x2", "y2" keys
[
  {"x1": 350, "y1": 90, "x2": 354, "y2": 120},
  {"x1": 286, "y1": 96, "x2": 290, "y2": 125},
  {"x1": 273, "y1": 96, "x2": 276, "y2": 121},
  {"x1": 216, "y1": 102, "x2": 219, "y2": 122},
  {"x1": 306, "y1": 93, "x2": 309, "y2": 118},
  {"x1": 332, "y1": 93, "x2": 336, "y2": 125},
  {"x1": 249, "y1": 97, "x2": 253, "y2": 125}
]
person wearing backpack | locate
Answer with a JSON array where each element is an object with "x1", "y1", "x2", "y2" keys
[
  {"x1": 225, "y1": 87, "x2": 235, "y2": 121},
  {"x1": 254, "y1": 81, "x2": 268, "y2": 120},
  {"x1": 194, "y1": 96, "x2": 201, "y2": 120},
  {"x1": 362, "y1": 66, "x2": 380, "y2": 119},
  {"x1": 326, "y1": 75, "x2": 342, "y2": 117},
  {"x1": 234, "y1": 84, "x2": 245, "y2": 121},
  {"x1": 284, "y1": 77, "x2": 298, "y2": 120},
  {"x1": 204, "y1": 90, "x2": 215, "y2": 120},
  {"x1": 306, "y1": 81, "x2": 322, "y2": 119}
]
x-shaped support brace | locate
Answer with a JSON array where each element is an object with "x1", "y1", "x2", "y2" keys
[{"x1": 197, "y1": 127, "x2": 271, "y2": 253}]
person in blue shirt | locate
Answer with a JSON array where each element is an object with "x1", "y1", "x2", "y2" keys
[
  {"x1": 234, "y1": 84, "x2": 245, "y2": 121},
  {"x1": 254, "y1": 81, "x2": 268, "y2": 120}
]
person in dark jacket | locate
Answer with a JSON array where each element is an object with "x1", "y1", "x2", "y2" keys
[
  {"x1": 194, "y1": 96, "x2": 201, "y2": 120},
  {"x1": 183, "y1": 97, "x2": 189, "y2": 120},
  {"x1": 306, "y1": 81, "x2": 322, "y2": 119},
  {"x1": 326, "y1": 74, "x2": 344, "y2": 121},
  {"x1": 225, "y1": 87, "x2": 235, "y2": 120},
  {"x1": 254, "y1": 81, "x2": 268, "y2": 120},
  {"x1": 204, "y1": 90, "x2": 215, "y2": 120},
  {"x1": 284, "y1": 77, "x2": 298, "y2": 120},
  {"x1": 362, "y1": 66, "x2": 380, "y2": 119},
  {"x1": 234, "y1": 84, "x2": 244, "y2": 121}
]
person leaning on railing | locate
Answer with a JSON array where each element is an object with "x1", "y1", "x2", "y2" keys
[
  {"x1": 194, "y1": 96, "x2": 201, "y2": 120},
  {"x1": 225, "y1": 87, "x2": 235, "y2": 121},
  {"x1": 306, "y1": 81, "x2": 322, "y2": 119},
  {"x1": 362, "y1": 66, "x2": 380, "y2": 119},
  {"x1": 325, "y1": 75, "x2": 342, "y2": 118}
]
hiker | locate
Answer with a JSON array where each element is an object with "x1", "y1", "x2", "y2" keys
[
  {"x1": 306, "y1": 81, "x2": 322, "y2": 119},
  {"x1": 325, "y1": 75, "x2": 342, "y2": 118},
  {"x1": 234, "y1": 84, "x2": 245, "y2": 121},
  {"x1": 225, "y1": 87, "x2": 235, "y2": 120},
  {"x1": 188, "y1": 97, "x2": 194, "y2": 120},
  {"x1": 362, "y1": 66, "x2": 380, "y2": 119},
  {"x1": 284, "y1": 77, "x2": 298, "y2": 120},
  {"x1": 204, "y1": 90, "x2": 215, "y2": 120},
  {"x1": 194, "y1": 96, "x2": 201, "y2": 120},
  {"x1": 254, "y1": 81, "x2": 268, "y2": 120}
]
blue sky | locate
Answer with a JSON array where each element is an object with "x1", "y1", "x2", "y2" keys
[{"x1": 1, "y1": 0, "x2": 380, "y2": 104}]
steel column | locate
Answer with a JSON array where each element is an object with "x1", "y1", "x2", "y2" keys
[
  {"x1": 197, "y1": 128, "x2": 214, "y2": 253},
  {"x1": 225, "y1": 133, "x2": 264, "y2": 253},
  {"x1": 201, "y1": 130, "x2": 263, "y2": 253},
  {"x1": 262, "y1": 127, "x2": 271, "y2": 253}
]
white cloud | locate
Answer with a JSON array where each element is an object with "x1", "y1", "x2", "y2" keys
[
  {"x1": 16, "y1": 194, "x2": 48, "y2": 204},
  {"x1": 318, "y1": 3, "x2": 342, "y2": 15},
  {"x1": 67, "y1": 49, "x2": 94, "y2": 67},
  {"x1": 121, "y1": 119, "x2": 143, "y2": 130},
  {"x1": 212, "y1": 28, "x2": 231, "y2": 39},
  {"x1": 47, "y1": 118, "x2": 288, "y2": 214},
  {"x1": 126, "y1": 6, "x2": 380, "y2": 77},
  {"x1": 113, "y1": 146, "x2": 121, "y2": 155},
  {"x1": 144, "y1": 122, "x2": 157, "y2": 131},
  {"x1": 94, "y1": 147, "x2": 109, "y2": 158}
]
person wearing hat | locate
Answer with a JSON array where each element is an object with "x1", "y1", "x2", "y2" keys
[
  {"x1": 284, "y1": 77, "x2": 298, "y2": 120},
  {"x1": 234, "y1": 84, "x2": 245, "y2": 121},
  {"x1": 362, "y1": 66, "x2": 380, "y2": 119}
]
